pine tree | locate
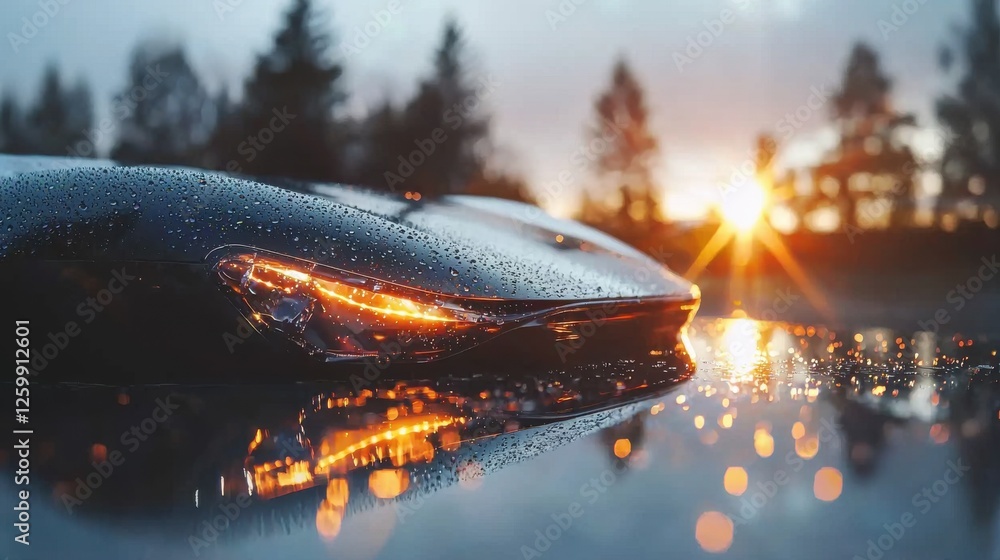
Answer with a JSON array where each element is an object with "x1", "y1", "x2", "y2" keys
[
  {"x1": 24, "y1": 65, "x2": 94, "y2": 156},
  {"x1": 833, "y1": 43, "x2": 892, "y2": 121},
  {"x1": 428, "y1": 19, "x2": 489, "y2": 195},
  {"x1": 355, "y1": 100, "x2": 409, "y2": 190},
  {"x1": 463, "y1": 168, "x2": 536, "y2": 204},
  {"x1": 391, "y1": 18, "x2": 490, "y2": 197},
  {"x1": 936, "y1": 0, "x2": 1000, "y2": 224},
  {"x1": 63, "y1": 80, "x2": 95, "y2": 157},
  {"x1": 228, "y1": 0, "x2": 346, "y2": 181},
  {"x1": 111, "y1": 41, "x2": 214, "y2": 166},
  {"x1": 588, "y1": 58, "x2": 660, "y2": 225},
  {"x1": 819, "y1": 42, "x2": 916, "y2": 229},
  {"x1": 203, "y1": 88, "x2": 239, "y2": 171},
  {"x1": 0, "y1": 95, "x2": 29, "y2": 155}
]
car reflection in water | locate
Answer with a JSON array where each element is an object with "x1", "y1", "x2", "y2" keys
[{"x1": 2, "y1": 317, "x2": 999, "y2": 559}]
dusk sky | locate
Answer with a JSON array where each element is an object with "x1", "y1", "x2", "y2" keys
[{"x1": 0, "y1": 0, "x2": 969, "y2": 217}]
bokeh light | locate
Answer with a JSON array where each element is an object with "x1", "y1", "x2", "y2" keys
[
  {"x1": 724, "y1": 467, "x2": 748, "y2": 496},
  {"x1": 695, "y1": 511, "x2": 735, "y2": 553},
  {"x1": 813, "y1": 467, "x2": 843, "y2": 502}
]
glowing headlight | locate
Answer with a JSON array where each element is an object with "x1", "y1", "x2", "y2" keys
[{"x1": 210, "y1": 247, "x2": 497, "y2": 363}]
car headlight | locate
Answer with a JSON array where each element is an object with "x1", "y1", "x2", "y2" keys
[{"x1": 209, "y1": 246, "x2": 515, "y2": 363}]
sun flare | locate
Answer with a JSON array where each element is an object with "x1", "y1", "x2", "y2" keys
[{"x1": 720, "y1": 180, "x2": 766, "y2": 232}]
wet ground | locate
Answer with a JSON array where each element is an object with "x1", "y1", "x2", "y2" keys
[{"x1": 2, "y1": 313, "x2": 999, "y2": 560}]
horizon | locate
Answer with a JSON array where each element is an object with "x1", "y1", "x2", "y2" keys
[{"x1": 0, "y1": 0, "x2": 970, "y2": 219}]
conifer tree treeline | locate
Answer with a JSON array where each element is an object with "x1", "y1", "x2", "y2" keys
[
  {"x1": 1, "y1": 64, "x2": 93, "y2": 156},
  {"x1": 4, "y1": 0, "x2": 999, "y2": 229},
  {"x1": 936, "y1": 0, "x2": 1000, "y2": 222},
  {"x1": 0, "y1": 0, "x2": 533, "y2": 203}
]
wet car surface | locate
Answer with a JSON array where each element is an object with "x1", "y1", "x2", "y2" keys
[{"x1": 3, "y1": 316, "x2": 998, "y2": 560}]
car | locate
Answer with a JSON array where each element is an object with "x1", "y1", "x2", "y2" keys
[{"x1": 0, "y1": 155, "x2": 700, "y2": 384}]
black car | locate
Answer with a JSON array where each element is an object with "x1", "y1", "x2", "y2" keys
[{"x1": 1, "y1": 155, "x2": 699, "y2": 384}]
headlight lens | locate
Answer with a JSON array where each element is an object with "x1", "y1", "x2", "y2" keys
[
  {"x1": 211, "y1": 248, "x2": 498, "y2": 363},
  {"x1": 209, "y1": 246, "x2": 700, "y2": 366}
]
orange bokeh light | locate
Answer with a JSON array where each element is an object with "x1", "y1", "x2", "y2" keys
[
  {"x1": 696, "y1": 511, "x2": 734, "y2": 553},
  {"x1": 613, "y1": 438, "x2": 632, "y2": 459},
  {"x1": 724, "y1": 467, "x2": 748, "y2": 496},
  {"x1": 813, "y1": 467, "x2": 843, "y2": 502}
]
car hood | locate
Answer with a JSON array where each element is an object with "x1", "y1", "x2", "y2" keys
[{"x1": 0, "y1": 156, "x2": 696, "y2": 301}]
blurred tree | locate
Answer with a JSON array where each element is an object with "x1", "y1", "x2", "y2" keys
[
  {"x1": 21, "y1": 65, "x2": 94, "y2": 157},
  {"x1": 388, "y1": 18, "x2": 490, "y2": 197},
  {"x1": 833, "y1": 43, "x2": 891, "y2": 120},
  {"x1": 588, "y1": 58, "x2": 660, "y2": 228},
  {"x1": 815, "y1": 42, "x2": 917, "y2": 230},
  {"x1": 463, "y1": 167, "x2": 536, "y2": 204},
  {"x1": 111, "y1": 42, "x2": 215, "y2": 166},
  {"x1": 203, "y1": 88, "x2": 240, "y2": 171},
  {"x1": 224, "y1": 0, "x2": 346, "y2": 181},
  {"x1": 576, "y1": 190, "x2": 610, "y2": 225},
  {"x1": 936, "y1": 0, "x2": 1000, "y2": 226},
  {"x1": 0, "y1": 95, "x2": 30, "y2": 155},
  {"x1": 355, "y1": 100, "x2": 410, "y2": 190}
]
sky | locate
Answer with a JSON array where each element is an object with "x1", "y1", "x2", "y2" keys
[{"x1": 0, "y1": 0, "x2": 972, "y2": 218}]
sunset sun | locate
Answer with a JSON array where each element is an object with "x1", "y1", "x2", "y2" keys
[{"x1": 720, "y1": 180, "x2": 766, "y2": 232}]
